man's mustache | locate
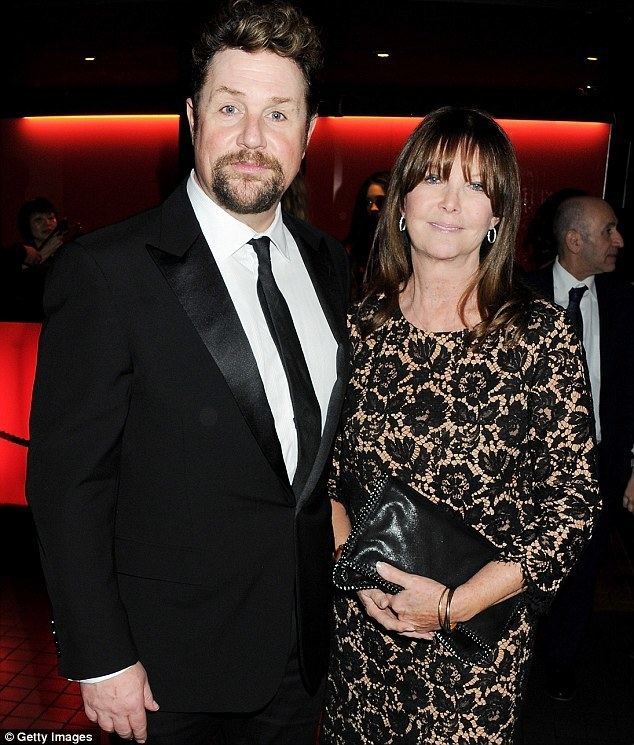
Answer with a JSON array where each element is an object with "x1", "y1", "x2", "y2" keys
[{"x1": 215, "y1": 151, "x2": 283, "y2": 174}]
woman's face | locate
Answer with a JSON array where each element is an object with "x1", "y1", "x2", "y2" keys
[
  {"x1": 403, "y1": 154, "x2": 499, "y2": 264},
  {"x1": 29, "y1": 211, "x2": 58, "y2": 245},
  {"x1": 365, "y1": 182, "x2": 386, "y2": 214}
]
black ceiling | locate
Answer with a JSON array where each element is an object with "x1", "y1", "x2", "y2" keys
[{"x1": 2, "y1": 0, "x2": 632, "y2": 127}]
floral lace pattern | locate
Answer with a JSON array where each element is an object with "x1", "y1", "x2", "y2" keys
[{"x1": 322, "y1": 298, "x2": 599, "y2": 744}]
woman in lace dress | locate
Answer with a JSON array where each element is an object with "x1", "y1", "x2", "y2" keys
[{"x1": 322, "y1": 107, "x2": 599, "y2": 744}]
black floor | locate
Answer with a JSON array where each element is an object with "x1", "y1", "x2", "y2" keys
[{"x1": 2, "y1": 506, "x2": 634, "y2": 743}]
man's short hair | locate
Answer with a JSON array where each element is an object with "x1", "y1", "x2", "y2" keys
[
  {"x1": 190, "y1": 0, "x2": 323, "y2": 118},
  {"x1": 553, "y1": 197, "x2": 590, "y2": 254}
]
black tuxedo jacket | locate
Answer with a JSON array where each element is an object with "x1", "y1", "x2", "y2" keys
[
  {"x1": 27, "y1": 181, "x2": 349, "y2": 712},
  {"x1": 524, "y1": 265, "x2": 634, "y2": 503}
]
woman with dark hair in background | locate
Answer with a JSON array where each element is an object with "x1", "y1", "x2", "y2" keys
[
  {"x1": 345, "y1": 170, "x2": 390, "y2": 298},
  {"x1": 323, "y1": 107, "x2": 599, "y2": 743},
  {"x1": 1, "y1": 197, "x2": 68, "y2": 320}
]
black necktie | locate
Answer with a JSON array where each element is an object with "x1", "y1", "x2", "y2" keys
[
  {"x1": 249, "y1": 236, "x2": 321, "y2": 494},
  {"x1": 565, "y1": 285, "x2": 588, "y2": 339}
]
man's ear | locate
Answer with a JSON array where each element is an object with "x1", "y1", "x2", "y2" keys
[
  {"x1": 565, "y1": 228, "x2": 582, "y2": 255},
  {"x1": 186, "y1": 98, "x2": 195, "y2": 143},
  {"x1": 303, "y1": 115, "x2": 317, "y2": 155}
]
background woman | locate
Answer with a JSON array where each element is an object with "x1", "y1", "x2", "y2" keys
[
  {"x1": 345, "y1": 170, "x2": 390, "y2": 299},
  {"x1": 1, "y1": 197, "x2": 65, "y2": 320},
  {"x1": 323, "y1": 107, "x2": 599, "y2": 743}
]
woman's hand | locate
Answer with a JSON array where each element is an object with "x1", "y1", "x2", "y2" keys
[
  {"x1": 39, "y1": 233, "x2": 65, "y2": 261},
  {"x1": 357, "y1": 587, "x2": 420, "y2": 635},
  {"x1": 376, "y1": 561, "x2": 445, "y2": 640},
  {"x1": 22, "y1": 244, "x2": 43, "y2": 266}
]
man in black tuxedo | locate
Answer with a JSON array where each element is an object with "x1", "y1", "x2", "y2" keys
[
  {"x1": 525, "y1": 195, "x2": 634, "y2": 701},
  {"x1": 26, "y1": 3, "x2": 349, "y2": 743}
]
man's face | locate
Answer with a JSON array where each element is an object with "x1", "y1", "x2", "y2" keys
[
  {"x1": 577, "y1": 200, "x2": 624, "y2": 276},
  {"x1": 186, "y1": 48, "x2": 315, "y2": 229}
]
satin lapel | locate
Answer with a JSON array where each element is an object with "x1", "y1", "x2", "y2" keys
[
  {"x1": 285, "y1": 218, "x2": 349, "y2": 510},
  {"x1": 297, "y1": 342, "x2": 348, "y2": 511},
  {"x1": 147, "y1": 234, "x2": 292, "y2": 498}
]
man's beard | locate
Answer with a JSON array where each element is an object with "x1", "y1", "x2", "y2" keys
[{"x1": 211, "y1": 151, "x2": 285, "y2": 214}]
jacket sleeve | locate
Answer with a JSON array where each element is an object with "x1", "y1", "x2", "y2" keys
[
  {"x1": 499, "y1": 310, "x2": 601, "y2": 612},
  {"x1": 26, "y1": 241, "x2": 138, "y2": 679}
]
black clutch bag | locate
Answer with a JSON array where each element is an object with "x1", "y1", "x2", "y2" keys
[{"x1": 332, "y1": 475, "x2": 524, "y2": 664}]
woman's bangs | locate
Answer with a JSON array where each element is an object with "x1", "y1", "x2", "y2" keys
[{"x1": 460, "y1": 139, "x2": 499, "y2": 203}]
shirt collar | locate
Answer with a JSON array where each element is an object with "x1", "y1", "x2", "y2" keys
[
  {"x1": 264, "y1": 208, "x2": 290, "y2": 261},
  {"x1": 553, "y1": 258, "x2": 597, "y2": 299},
  {"x1": 186, "y1": 170, "x2": 289, "y2": 262}
]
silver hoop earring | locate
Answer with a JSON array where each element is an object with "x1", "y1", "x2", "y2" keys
[
  {"x1": 399, "y1": 215, "x2": 406, "y2": 232},
  {"x1": 487, "y1": 226, "x2": 497, "y2": 244}
]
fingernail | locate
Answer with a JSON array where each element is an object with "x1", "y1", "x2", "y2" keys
[{"x1": 376, "y1": 561, "x2": 384, "y2": 570}]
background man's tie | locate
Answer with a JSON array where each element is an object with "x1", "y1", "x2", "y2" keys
[
  {"x1": 565, "y1": 285, "x2": 588, "y2": 339},
  {"x1": 249, "y1": 236, "x2": 321, "y2": 494}
]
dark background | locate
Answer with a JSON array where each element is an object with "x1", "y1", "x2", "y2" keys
[{"x1": 3, "y1": 0, "x2": 631, "y2": 123}]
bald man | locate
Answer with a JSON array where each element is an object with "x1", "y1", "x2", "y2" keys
[{"x1": 526, "y1": 195, "x2": 634, "y2": 701}]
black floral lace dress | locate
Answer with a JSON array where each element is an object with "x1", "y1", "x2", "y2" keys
[{"x1": 322, "y1": 298, "x2": 600, "y2": 745}]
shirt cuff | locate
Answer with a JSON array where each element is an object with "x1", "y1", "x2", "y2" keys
[{"x1": 74, "y1": 664, "x2": 136, "y2": 684}]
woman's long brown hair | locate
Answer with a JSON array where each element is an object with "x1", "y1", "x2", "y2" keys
[{"x1": 360, "y1": 106, "x2": 530, "y2": 344}]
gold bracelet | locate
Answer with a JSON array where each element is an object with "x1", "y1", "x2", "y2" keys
[
  {"x1": 443, "y1": 587, "x2": 456, "y2": 633},
  {"x1": 437, "y1": 585, "x2": 450, "y2": 630}
]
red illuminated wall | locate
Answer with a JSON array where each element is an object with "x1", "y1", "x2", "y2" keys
[
  {"x1": 305, "y1": 117, "x2": 611, "y2": 267},
  {"x1": 1, "y1": 115, "x2": 611, "y2": 261},
  {"x1": 0, "y1": 115, "x2": 612, "y2": 507},
  {"x1": 0, "y1": 323, "x2": 40, "y2": 506},
  {"x1": 0, "y1": 115, "x2": 180, "y2": 247},
  {"x1": 0, "y1": 115, "x2": 180, "y2": 506}
]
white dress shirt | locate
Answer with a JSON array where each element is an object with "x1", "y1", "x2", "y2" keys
[
  {"x1": 553, "y1": 258, "x2": 601, "y2": 442},
  {"x1": 80, "y1": 172, "x2": 338, "y2": 685},
  {"x1": 187, "y1": 170, "x2": 337, "y2": 479}
]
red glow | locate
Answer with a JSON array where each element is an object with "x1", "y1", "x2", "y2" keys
[
  {"x1": 0, "y1": 115, "x2": 181, "y2": 247},
  {"x1": 20, "y1": 115, "x2": 179, "y2": 147},
  {"x1": 0, "y1": 323, "x2": 41, "y2": 506}
]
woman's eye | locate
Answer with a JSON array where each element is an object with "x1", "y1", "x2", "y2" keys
[
  {"x1": 469, "y1": 182, "x2": 485, "y2": 192},
  {"x1": 424, "y1": 174, "x2": 441, "y2": 184}
]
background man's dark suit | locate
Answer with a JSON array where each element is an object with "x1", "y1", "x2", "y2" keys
[
  {"x1": 26, "y1": 180, "x2": 349, "y2": 712},
  {"x1": 525, "y1": 264, "x2": 634, "y2": 691},
  {"x1": 526, "y1": 266, "x2": 634, "y2": 509}
]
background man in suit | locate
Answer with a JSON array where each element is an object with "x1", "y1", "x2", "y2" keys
[
  {"x1": 526, "y1": 195, "x2": 634, "y2": 701},
  {"x1": 26, "y1": 2, "x2": 349, "y2": 743}
]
